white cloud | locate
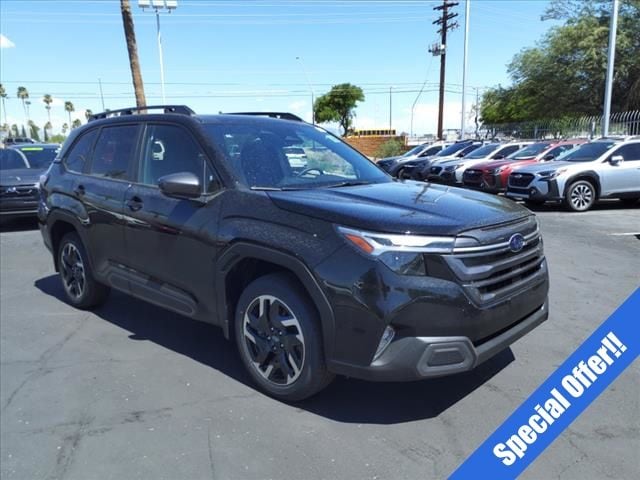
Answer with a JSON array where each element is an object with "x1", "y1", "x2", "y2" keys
[{"x1": 0, "y1": 34, "x2": 15, "y2": 49}]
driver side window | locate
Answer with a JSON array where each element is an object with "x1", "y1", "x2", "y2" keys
[{"x1": 610, "y1": 144, "x2": 640, "y2": 162}]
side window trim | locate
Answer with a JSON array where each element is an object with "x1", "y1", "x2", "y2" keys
[
  {"x1": 62, "y1": 128, "x2": 99, "y2": 174},
  {"x1": 135, "y1": 122, "x2": 222, "y2": 193}
]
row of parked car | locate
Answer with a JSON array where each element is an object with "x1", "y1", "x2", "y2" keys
[{"x1": 377, "y1": 136, "x2": 640, "y2": 212}]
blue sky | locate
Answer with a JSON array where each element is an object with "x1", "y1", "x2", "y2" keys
[{"x1": 0, "y1": 0, "x2": 560, "y2": 135}]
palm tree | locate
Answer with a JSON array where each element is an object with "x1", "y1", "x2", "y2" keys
[
  {"x1": 84, "y1": 109, "x2": 93, "y2": 122},
  {"x1": 17, "y1": 86, "x2": 29, "y2": 124},
  {"x1": 62, "y1": 123, "x2": 69, "y2": 135},
  {"x1": 120, "y1": 0, "x2": 146, "y2": 108},
  {"x1": 43, "y1": 94, "x2": 53, "y2": 123},
  {"x1": 44, "y1": 121, "x2": 52, "y2": 141},
  {"x1": 0, "y1": 83, "x2": 8, "y2": 125},
  {"x1": 64, "y1": 101, "x2": 75, "y2": 128},
  {"x1": 11, "y1": 124, "x2": 18, "y2": 137},
  {"x1": 71, "y1": 119, "x2": 82, "y2": 129}
]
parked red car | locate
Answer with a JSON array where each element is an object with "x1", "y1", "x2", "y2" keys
[{"x1": 462, "y1": 139, "x2": 587, "y2": 193}]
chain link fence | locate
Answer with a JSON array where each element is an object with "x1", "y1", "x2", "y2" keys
[{"x1": 481, "y1": 111, "x2": 640, "y2": 140}]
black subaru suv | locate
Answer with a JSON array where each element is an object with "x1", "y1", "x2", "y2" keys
[{"x1": 38, "y1": 106, "x2": 549, "y2": 401}]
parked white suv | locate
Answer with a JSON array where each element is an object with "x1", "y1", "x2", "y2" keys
[{"x1": 506, "y1": 137, "x2": 640, "y2": 211}]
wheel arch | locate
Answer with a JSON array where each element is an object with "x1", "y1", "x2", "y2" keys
[
  {"x1": 564, "y1": 171, "x2": 601, "y2": 199},
  {"x1": 216, "y1": 242, "x2": 335, "y2": 360},
  {"x1": 48, "y1": 212, "x2": 89, "y2": 272}
]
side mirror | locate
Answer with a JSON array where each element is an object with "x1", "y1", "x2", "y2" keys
[
  {"x1": 158, "y1": 172, "x2": 202, "y2": 199},
  {"x1": 609, "y1": 155, "x2": 623, "y2": 166},
  {"x1": 542, "y1": 153, "x2": 555, "y2": 161}
]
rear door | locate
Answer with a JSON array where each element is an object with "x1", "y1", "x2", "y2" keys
[
  {"x1": 79, "y1": 124, "x2": 141, "y2": 279},
  {"x1": 599, "y1": 143, "x2": 640, "y2": 195},
  {"x1": 122, "y1": 123, "x2": 223, "y2": 318}
]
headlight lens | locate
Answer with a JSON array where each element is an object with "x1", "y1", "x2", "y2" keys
[
  {"x1": 444, "y1": 164, "x2": 461, "y2": 172},
  {"x1": 490, "y1": 166, "x2": 505, "y2": 174},
  {"x1": 337, "y1": 226, "x2": 455, "y2": 275},
  {"x1": 538, "y1": 168, "x2": 566, "y2": 179}
]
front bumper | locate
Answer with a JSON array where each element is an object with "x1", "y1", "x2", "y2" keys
[
  {"x1": 464, "y1": 171, "x2": 505, "y2": 193},
  {"x1": 506, "y1": 178, "x2": 562, "y2": 201},
  {"x1": 331, "y1": 299, "x2": 548, "y2": 381},
  {"x1": 0, "y1": 198, "x2": 39, "y2": 218}
]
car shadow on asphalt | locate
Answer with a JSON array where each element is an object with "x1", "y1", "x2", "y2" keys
[
  {"x1": 0, "y1": 218, "x2": 39, "y2": 233},
  {"x1": 521, "y1": 198, "x2": 639, "y2": 213},
  {"x1": 35, "y1": 273, "x2": 515, "y2": 425}
]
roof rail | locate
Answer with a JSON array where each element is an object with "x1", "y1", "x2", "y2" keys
[
  {"x1": 225, "y1": 112, "x2": 304, "y2": 122},
  {"x1": 89, "y1": 105, "x2": 195, "y2": 121}
]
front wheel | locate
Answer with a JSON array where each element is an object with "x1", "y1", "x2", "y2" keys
[
  {"x1": 234, "y1": 273, "x2": 334, "y2": 401},
  {"x1": 564, "y1": 180, "x2": 596, "y2": 212}
]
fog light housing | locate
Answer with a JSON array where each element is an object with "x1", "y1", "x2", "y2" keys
[
  {"x1": 530, "y1": 188, "x2": 537, "y2": 196},
  {"x1": 373, "y1": 326, "x2": 395, "y2": 361}
]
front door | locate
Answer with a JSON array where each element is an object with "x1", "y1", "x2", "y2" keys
[
  {"x1": 122, "y1": 123, "x2": 223, "y2": 318},
  {"x1": 599, "y1": 143, "x2": 640, "y2": 195}
]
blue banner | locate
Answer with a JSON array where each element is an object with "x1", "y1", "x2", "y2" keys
[{"x1": 449, "y1": 288, "x2": 640, "y2": 480}]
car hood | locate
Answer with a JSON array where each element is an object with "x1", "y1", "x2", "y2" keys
[
  {"x1": 0, "y1": 168, "x2": 42, "y2": 186},
  {"x1": 267, "y1": 181, "x2": 529, "y2": 236},
  {"x1": 512, "y1": 160, "x2": 578, "y2": 174},
  {"x1": 429, "y1": 155, "x2": 466, "y2": 167},
  {"x1": 379, "y1": 155, "x2": 403, "y2": 162},
  {"x1": 473, "y1": 158, "x2": 531, "y2": 170}
]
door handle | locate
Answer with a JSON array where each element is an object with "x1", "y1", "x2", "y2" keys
[
  {"x1": 73, "y1": 184, "x2": 85, "y2": 196},
  {"x1": 125, "y1": 196, "x2": 144, "y2": 212}
]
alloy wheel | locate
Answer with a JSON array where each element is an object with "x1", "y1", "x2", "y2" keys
[
  {"x1": 60, "y1": 243, "x2": 86, "y2": 300},
  {"x1": 242, "y1": 295, "x2": 305, "y2": 386},
  {"x1": 570, "y1": 183, "x2": 593, "y2": 210}
]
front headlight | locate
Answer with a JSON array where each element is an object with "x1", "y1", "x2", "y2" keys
[
  {"x1": 336, "y1": 226, "x2": 455, "y2": 275},
  {"x1": 538, "y1": 168, "x2": 566, "y2": 179},
  {"x1": 444, "y1": 164, "x2": 462, "y2": 172},
  {"x1": 490, "y1": 166, "x2": 506, "y2": 174}
]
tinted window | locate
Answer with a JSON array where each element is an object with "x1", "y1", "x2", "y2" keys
[
  {"x1": 611, "y1": 143, "x2": 640, "y2": 162},
  {"x1": 0, "y1": 149, "x2": 29, "y2": 170},
  {"x1": 496, "y1": 145, "x2": 521, "y2": 158},
  {"x1": 139, "y1": 124, "x2": 210, "y2": 190},
  {"x1": 436, "y1": 142, "x2": 472, "y2": 157},
  {"x1": 418, "y1": 145, "x2": 443, "y2": 157},
  {"x1": 90, "y1": 125, "x2": 139, "y2": 179},
  {"x1": 203, "y1": 121, "x2": 388, "y2": 189},
  {"x1": 403, "y1": 144, "x2": 426, "y2": 157},
  {"x1": 18, "y1": 147, "x2": 59, "y2": 169},
  {"x1": 64, "y1": 130, "x2": 98, "y2": 173},
  {"x1": 563, "y1": 141, "x2": 616, "y2": 162},
  {"x1": 463, "y1": 143, "x2": 501, "y2": 159},
  {"x1": 508, "y1": 142, "x2": 551, "y2": 159}
]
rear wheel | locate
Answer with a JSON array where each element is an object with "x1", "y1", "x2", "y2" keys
[
  {"x1": 234, "y1": 273, "x2": 333, "y2": 401},
  {"x1": 58, "y1": 232, "x2": 110, "y2": 309},
  {"x1": 564, "y1": 180, "x2": 596, "y2": 212}
]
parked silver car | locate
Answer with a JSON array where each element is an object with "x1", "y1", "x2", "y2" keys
[{"x1": 506, "y1": 137, "x2": 640, "y2": 211}]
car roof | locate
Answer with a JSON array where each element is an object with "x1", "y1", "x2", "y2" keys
[{"x1": 11, "y1": 143, "x2": 59, "y2": 149}]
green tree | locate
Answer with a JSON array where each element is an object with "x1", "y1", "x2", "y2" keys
[
  {"x1": 64, "y1": 101, "x2": 75, "y2": 127},
  {"x1": 313, "y1": 83, "x2": 365, "y2": 136},
  {"x1": 43, "y1": 94, "x2": 53, "y2": 123},
  {"x1": 375, "y1": 139, "x2": 405, "y2": 159},
  {"x1": 28, "y1": 120, "x2": 41, "y2": 142},
  {"x1": 11, "y1": 124, "x2": 19, "y2": 137},
  {"x1": 481, "y1": 0, "x2": 640, "y2": 123},
  {"x1": 71, "y1": 118, "x2": 82, "y2": 129},
  {"x1": 49, "y1": 133, "x2": 66, "y2": 144},
  {"x1": 17, "y1": 86, "x2": 29, "y2": 124},
  {"x1": 0, "y1": 83, "x2": 7, "y2": 125},
  {"x1": 20, "y1": 125, "x2": 27, "y2": 137},
  {"x1": 84, "y1": 109, "x2": 93, "y2": 121},
  {"x1": 62, "y1": 123, "x2": 69, "y2": 135}
]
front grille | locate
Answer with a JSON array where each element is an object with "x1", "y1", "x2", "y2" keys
[
  {"x1": 507, "y1": 187, "x2": 529, "y2": 195},
  {"x1": 509, "y1": 173, "x2": 534, "y2": 188},
  {"x1": 443, "y1": 228, "x2": 546, "y2": 305},
  {"x1": 463, "y1": 170, "x2": 483, "y2": 185},
  {"x1": 430, "y1": 166, "x2": 442, "y2": 175},
  {"x1": 0, "y1": 185, "x2": 37, "y2": 197}
]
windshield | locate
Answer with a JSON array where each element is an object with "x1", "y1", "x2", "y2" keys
[
  {"x1": 16, "y1": 146, "x2": 59, "y2": 169},
  {"x1": 436, "y1": 142, "x2": 471, "y2": 157},
  {"x1": 204, "y1": 122, "x2": 389, "y2": 189},
  {"x1": 0, "y1": 149, "x2": 29, "y2": 170},
  {"x1": 402, "y1": 144, "x2": 427, "y2": 157},
  {"x1": 463, "y1": 143, "x2": 501, "y2": 159},
  {"x1": 507, "y1": 142, "x2": 550, "y2": 159},
  {"x1": 561, "y1": 141, "x2": 616, "y2": 162}
]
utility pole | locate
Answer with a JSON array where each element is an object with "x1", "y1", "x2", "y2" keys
[
  {"x1": 389, "y1": 86, "x2": 392, "y2": 133},
  {"x1": 98, "y1": 78, "x2": 106, "y2": 111},
  {"x1": 432, "y1": 0, "x2": 458, "y2": 140},
  {"x1": 602, "y1": 0, "x2": 619, "y2": 137}
]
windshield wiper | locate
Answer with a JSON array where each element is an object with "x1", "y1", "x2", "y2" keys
[{"x1": 322, "y1": 181, "x2": 372, "y2": 188}]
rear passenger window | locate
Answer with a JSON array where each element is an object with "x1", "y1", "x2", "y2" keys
[
  {"x1": 89, "y1": 125, "x2": 139, "y2": 180},
  {"x1": 139, "y1": 124, "x2": 210, "y2": 189},
  {"x1": 497, "y1": 145, "x2": 520, "y2": 157},
  {"x1": 64, "y1": 129, "x2": 98, "y2": 173}
]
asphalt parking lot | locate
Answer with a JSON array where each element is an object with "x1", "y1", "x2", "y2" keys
[{"x1": 1, "y1": 204, "x2": 639, "y2": 480}]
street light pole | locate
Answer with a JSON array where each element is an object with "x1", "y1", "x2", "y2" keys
[
  {"x1": 296, "y1": 56, "x2": 315, "y2": 124},
  {"x1": 602, "y1": 0, "x2": 619, "y2": 137},
  {"x1": 460, "y1": 0, "x2": 470, "y2": 140},
  {"x1": 139, "y1": 0, "x2": 177, "y2": 104}
]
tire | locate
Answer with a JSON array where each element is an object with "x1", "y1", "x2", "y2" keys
[
  {"x1": 564, "y1": 180, "x2": 596, "y2": 212},
  {"x1": 234, "y1": 273, "x2": 334, "y2": 401},
  {"x1": 58, "y1": 232, "x2": 110, "y2": 309}
]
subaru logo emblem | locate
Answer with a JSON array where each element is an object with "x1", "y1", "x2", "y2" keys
[
  {"x1": 514, "y1": 174, "x2": 522, "y2": 179},
  {"x1": 509, "y1": 233, "x2": 525, "y2": 253}
]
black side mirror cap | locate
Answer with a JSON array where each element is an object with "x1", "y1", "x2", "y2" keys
[{"x1": 158, "y1": 172, "x2": 202, "y2": 199}]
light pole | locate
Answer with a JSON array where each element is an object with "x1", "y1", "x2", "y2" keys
[
  {"x1": 296, "y1": 56, "x2": 315, "y2": 124},
  {"x1": 602, "y1": 0, "x2": 619, "y2": 137},
  {"x1": 139, "y1": 0, "x2": 177, "y2": 104}
]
